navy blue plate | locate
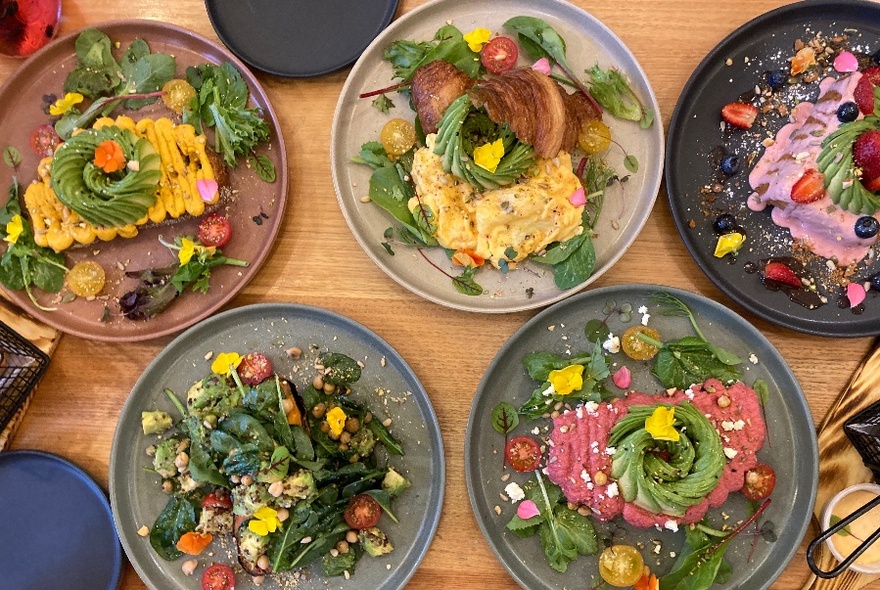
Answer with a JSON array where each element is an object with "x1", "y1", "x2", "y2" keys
[
  {"x1": 0, "y1": 450, "x2": 122, "y2": 590},
  {"x1": 666, "y1": 0, "x2": 880, "y2": 337},
  {"x1": 205, "y1": 0, "x2": 399, "y2": 77}
]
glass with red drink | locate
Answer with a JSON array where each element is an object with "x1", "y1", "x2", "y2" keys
[{"x1": 0, "y1": 0, "x2": 61, "y2": 57}]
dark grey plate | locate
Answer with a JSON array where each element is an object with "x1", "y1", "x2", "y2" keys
[
  {"x1": 0, "y1": 450, "x2": 122, "y2": 590},
  {"x1": 465, "y1": 284, "x2": 817, "y2": 589},
  {"x1": 666, "y1": 0, "x2": 880, "y2": 337},
  {"x1": 109, "y1": 303, "x2": 443, "y2": 590},
  {"x1": 205, "y1": 0, "x2": 398, "y2": 77}
]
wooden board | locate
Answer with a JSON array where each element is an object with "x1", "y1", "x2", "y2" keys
[
  {"x1": 805, "y1": 339, "x2": 880, "y2": 589},
  {"x1": 0, "y1": 292, "x2": 60, "y2": 451}
]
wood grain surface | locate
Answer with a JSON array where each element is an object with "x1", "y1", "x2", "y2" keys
[{"x1": 3, "y1": 1, "x2": 880, "y2": 589}]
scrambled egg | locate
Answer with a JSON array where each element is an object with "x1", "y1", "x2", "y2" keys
[{"x1": 409, "y1": 134, "x2": 584, "y2": 267}]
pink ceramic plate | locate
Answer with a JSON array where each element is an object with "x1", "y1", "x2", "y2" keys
[{"x1": 0, "y1": 20, "x2": 288, "y2": 342}]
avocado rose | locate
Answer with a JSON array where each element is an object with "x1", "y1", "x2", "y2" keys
[
  {"x1": 608, "y1": 402, "x2": 725, "y2": 517},
  {"x1": 50, "y1": 125, "x2": 161, "y2": 227}
]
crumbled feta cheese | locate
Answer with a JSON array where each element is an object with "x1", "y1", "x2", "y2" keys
[
  {"x1": 749, "y1": 353, "x2": 759, "y2": 365},
  {"x1": 602, "y1": 334, "x2": 620, "y2": 354},
  {"x1": 531, "y1": 426, "x2": 540, "y2": 435},
  {"x1": 542, "y1": 384, "x2": 555, "y2": 397},
  {"x1": 723, "y1": 447, "x2": 738, "y2": 459},
  {"x1": 584, "y1": 401, "x2": 599, "y2": 414},
  {"x1": 664, "y1": 520, "x2": 679, "y2": 532},
  {"x1": 641, "y1": 313, "x2": 651, "y2": 326},
  {"x1": 721, "y1": 420, "x2": 735, "y2": 432},
  {"x1": 605, "y1": 446, "x2": 616, "y2": 456},
  {"x1": 580, "y1": 469, "x2": 591, "y2": 483},
  {"x1": 638, "y1": 305, "x2": 648, "y2": 314},
  {"x1": 733, "y1": 420, "x2": 745, "y2": 431},
  {"x1": 505, "y1": 482, "x2": 525, "y2": 502},
  {"x1": 606, "y1": 482, "x2": 619, "y2": 498}
]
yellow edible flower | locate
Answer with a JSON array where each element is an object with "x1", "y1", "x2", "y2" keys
[
  {"x1": 4, "y1": 214, "x2": 23, "y2": 244},
  {"x1": 177, "y1": 237, "x2": 215, "y2": 266},
  {"x1": 464, "y1": 27, "x2": 492, "y2": 52},
  {"x1": 248, "y1": 506, "x2": 282, "y2": 536},
  {"x1": 645, "y1": 406, "x2": 680, "y2": 442},
  {"x1": 548, "y1": 364, "x2": 584, "y2": 395},
  {"x1": 211, "y1": 352, "x2": 242, "y2": 377},
  {"x1": 474, "y1": 138, "x2": 505, "y2": 173},
  {"x1": 326, "y1": 406, "x2": 347, "y2": 437},
  {"x1": 49, "y1": 92, "x2": 84, "y2": 116},
  {"x1": 713, "y1": 232, "x2": 745, "y2": 258}
]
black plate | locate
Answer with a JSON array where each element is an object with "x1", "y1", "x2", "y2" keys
[
  {"x1": 0, "y1": 450, "x2": 122, "y2": 590},
  {"x1": 666, "y1": 0, "x2": 880, "y2": 337},
  {"x1": 204, "y1": 0, "x2": 398, "y2": 77}
]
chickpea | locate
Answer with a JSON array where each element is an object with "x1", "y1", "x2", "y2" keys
[
  {"x1": 323, "y1": 382, "x2": 336, "y2": 395},
  {"x1": 176, "y1": 439, "x2": 190, "y2": 452},
  {"x1": 175, "y1": 452, "x2": 190, "y2": 471},
  {"x1": 312, "y1": 402, "x2": 327, "y2": 419},
  {"x1": 252, "y1": 575, "x2": 266, "y2": 586},
  {"x1": 268, "y1": 481, "x2": 284, "y2": 498},
  {"x1": 338, "y1": 442, "x2": 349, "y2": 452},
  {"x1": 230, "y1": 474, "x2": 241, "y2": 484},
  {"x1": 286, "y1": 346, "x2": 303, "y2": 359},
  {"x1": 241, "y1": 474, "x2": 254, "y2": 486},
  {"x1": 346, "y1": 530, "x2": 359, "y2": 544},
  {"x1": 717, "y1": 395, "x2": 732, "y2": 409},
  {"x1": 363, "y1": 412, "x2": 372, "y2": 424},
  {"x1": 277, "y1": 507, "x2": 290, "y2": 522},
  {"x1": 593, "y1": 471, "x2": 608, "y2": 486},
  {"x1": 339, "y1": 431, "x2": 352, "y2": 445},
  {"x1": 181, "y1": 559, "x2": 198, "y2": 576},
  {"x1": 328, "y1": 428, "x2": 340, "y2": 441},
  {"x1": 320, "y1": 421, "x2": 331, "y2": 434},
  {"x1": 336, "y1": 540, "x2": 350, "y2": 554},
  {"x1": 312, "y1": 375, "x2": 324, "y2": 390},
  {"x1": 282, "y1": 397, "x2": 295, "y2": 414},
  {"x1": 349, "y1": 453, "x2": 361, "y2": 464},
  {"x1": 162, "y1": 480, "x2": 173, "y2": 493},
  {"x1": 257, "y1": 555, "x2": 271, "y2": 570},
  {"x1": 345, "y1": 417, "x2": 360, "y2": 433}
]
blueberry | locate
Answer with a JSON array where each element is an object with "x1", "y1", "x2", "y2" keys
[
  {"x1": 713, "y1": 213, "x2": 737, "y2": 234},
  {"x1": 766, "y1": 69, "x2": 787, "y2": 89},
  {"x1": 719, "y1": 153, "x2": 740, "y2": 175},
  {"x1": 837, "y1": 101, "x2": 860, "y2": 123},
  {"x1": 871, "y1": 273, "x2": 880, "y2": 291},
  {"x1": 855, "y1": 216, "x2": 880, "y2": 239}
]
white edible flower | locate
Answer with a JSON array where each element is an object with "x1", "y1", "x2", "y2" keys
[
  {"x1": 602, "y1": 334, "x2": 620, "y2": 354},
  {"x1": 505, "y1": 482, "x2": 525, "y2": 502},
  {"x1": 638, "y1": 305, "x2": 648, "y2": 314},
  {"x1": 641, "y1": 313, "x2": 651, "y2": 326}
]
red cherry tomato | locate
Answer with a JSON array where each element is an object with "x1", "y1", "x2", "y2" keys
[
  {"x1": 481, "y1": 37, "x2": 519, "y2": 74},
  {"x1": 505, "y1": 435, "x2": 542, "y2": 472},
  {"x1": 197, "y1": 213, "x2": 232, "y2": 248},
  {"x1": 201, "y1": 490, "x2": 233, "y2": 510},
  {"x1": 742, "y1": 463, "x2": 776, "y2": 501},
  {"x1": 236, "y1": 352, "x2": 273, "y2": 386},
  {"x1": 201, "y1": 563, "x2": 235, "y2": 590},
  {"x1": 343, "y1": 494, "x2": 382, "y2": 530},
  {"x1": 29, "y1": 124, "x2": 61, "y2": 158}
]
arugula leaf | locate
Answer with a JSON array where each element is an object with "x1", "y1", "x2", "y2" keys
[
  {"x1": 587, "y1": 65, "x2": 654, "y2": 128},
  {"x1": 372, "y1": 94, "x2": 394, "y2": 113}
]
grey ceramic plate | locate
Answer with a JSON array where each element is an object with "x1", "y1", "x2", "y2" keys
[
  {"x1": 109, "y1": 303, "x2": 443, "y2": 590},
  {"x1": 331, "y1": 0, "x2": 663, "y2": 313},
  {"x1": 465, "y1": 284, "x2": 817, "y2": 589}
]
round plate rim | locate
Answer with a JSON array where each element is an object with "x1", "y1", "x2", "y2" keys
[
  {"x1": 0, "y1": 18, "x2": 290, "y2": 342},
  {"x1": 109, "y1": 301, "x2": 445, "y2": 590},
  {"x1": 665, "y1": 0, "x2": 880, "y2": 337},
  {"x1": 463, "y1": 283, "x2": 818, "y2": 589}
]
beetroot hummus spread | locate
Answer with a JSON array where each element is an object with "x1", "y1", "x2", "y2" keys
[{"x1": 546, "y1": 378, "x2": 765, "y2": 529}]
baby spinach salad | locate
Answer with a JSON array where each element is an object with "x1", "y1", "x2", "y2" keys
[
  {"x1": 353, "y1": 16, "x2": 653, "y2": 297},
  {"x1": 490, "y1": 292, "x2": 778, "y2": 590},
  {"x1": 141, "y1": 348, "x2": 409, "y2": 586}
]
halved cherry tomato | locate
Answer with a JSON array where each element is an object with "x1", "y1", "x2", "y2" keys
[
  {"x1": 742, "y1": 463, "x2": 776, "y2": 501},
  {"x1": 202, "y1": 490, "x2": 233, "y2": 510},
  {"x1": 505, "y1": 435, "x2": 542, "y2": 472},
  {"x1": 598, "y1": 545, "x2": 645, "y2": 586},
  {"x1": 481, "y1": 37, "x2": 519, "y2": 74},
  {"x1": 236, "y1": 352, "x2": 273, "y2": 386},
  {"x1": 29, "y1": 123, "x2": 61, "y2": 158},
  {"x1": 344, "y1": 493, "x2": 382, "y2": 530},
  {"x1": 197, "y1": 213, "x2": 232, "y2": 248},
  {"x1": 380, "y1": 118, "x2": 416, "y2": 157},
  {"x1": 201, "y1": 563, "x2": 235, "y2": 590}
]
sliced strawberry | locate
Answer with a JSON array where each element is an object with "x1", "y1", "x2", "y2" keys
[
  {"x1": 790, "y1": 169, "x2": 826, "y2": 203},
  {"x1": 854, "y1": 67, "x2": 880, "y2": 114},
  {"x1": 721, "y1": 102, "x2": 759, "y2": 129},
  {"x1": 854, "y1": 129, "x2": 880, "y2": 182},
  {"x1": 764, "y1": 261, "x2": 802, "y2": 289}
]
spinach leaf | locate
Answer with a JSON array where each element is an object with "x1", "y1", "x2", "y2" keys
[
  {"x1": 366, "y1": 416, "x2": 404, "y2": 456},
  {"x1": 550, "y1": 234, "x2": 595, "y2": 290},
  {"x1": 523, "y1": 351, "x2": 592, "y2": 382},
  {"x1": 65, "y1": 29, "x2": 119, "y2": 97},
  {"x1": 222, "y1": 442, "x2": 262, "y2": 476},
  {"x1": 220, "y1": 411, "x2": 274, "y2": 452},
  {"x1": 518, "y1": 342, "x2": 609, "y2": 420},
  {"x1": 319, "y1": 352, "x2": 362, "y2": 385},
  {"x1": 364, "y1": 489, "x2": 399, "y2": 523},
  {"x1": 384, "y1": 24, "x2": 480, "y2": 82},
  {"x1": 181, "y1": 416, "x2": 226, "y2": 487},
  {"x1": 651, "y1": 336, "x2": 743, "y2": 390},
  {"x1": 586, "y1": 65, "x2": 654, "y2": 128},
  {"x1": 321, "y1": 548, "x2": 358, "y2": 577},
  {"x1": 149, "y1": 494, "x2": 199, "y2": 560}
]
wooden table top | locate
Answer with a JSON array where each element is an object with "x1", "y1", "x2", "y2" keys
[{"x1": 4, "y1": 0, "x2": 878, "y2": 588}]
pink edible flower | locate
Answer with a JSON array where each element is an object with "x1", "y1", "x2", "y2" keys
[
  {"x1": 833, "y1": 51, "x2": 859, "y2": 73},
  {"x1": 531, "y1": 57, "x2": 551, "y2": 75},
  {"x1": 848, "y1": 282, "x2": 867, "y2": 307},
  {"x1": 612, "y1": 366, "x2": 631, "y2": 389},
  {"x1": 197, "y1": 178, "x2": 219, "y2": 203},
  {"x1": 517, "y1": 500, "x2": 540, "y2": 519},
  {"x1": 569, "y1": 187, "x2": 586, "y2": 207}
]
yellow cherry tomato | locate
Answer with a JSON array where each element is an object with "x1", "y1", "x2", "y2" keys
[
  {"x1": 66, "y1": 260, "x2": 106, "y2": 297},
  {"x1": 598, "y1": 545, "x2": 645, "y2": 587},
  {"x1": 620, "y1": 325, "x2": 661, "y2": 361},
  {"x1": 577, "y1": 119, "x2": 612, "y2": 154},
  {"x1": 161, "y1": 79, "x2": 197, "y2": 114},
  {"x1": 380, "y1": 118, "x2": 416, "y2": 157}
]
